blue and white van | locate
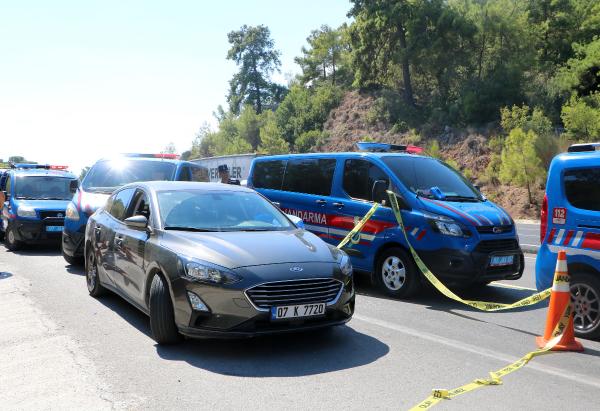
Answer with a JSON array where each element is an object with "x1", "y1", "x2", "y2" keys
[
  {"x1": 247, "y1": 143, "x2": 524, "y2": 298},
  {"x1": 536, "y1": 143, "x2": 600, "y2": 339},
  {"x1": 1, "y1": 164, "x2": 78, "y2": 250}
]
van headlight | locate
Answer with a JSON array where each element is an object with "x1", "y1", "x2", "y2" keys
[
  {"x1": 65, "y1": 202, "x2": 79, "y2": 220},
  {"x1": 16, "y1": 205, "x2": 36, "y2": 218},
  {"x1": 178, "y1": 257, "x2": 242, "y2": 285},
  {"x1": 424, "y1": 212, "x2": 469, "y2": 237}
]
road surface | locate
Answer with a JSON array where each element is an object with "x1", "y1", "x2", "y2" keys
[
  {"x1": 516, "y1": 222, "x2": 540, "y2": 253},
  {"x1": 1, "y1": 245, "x2": 598, "y2": 410}
]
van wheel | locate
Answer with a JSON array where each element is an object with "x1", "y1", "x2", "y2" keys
[
  {"x1": 376, "y1": 247, "x2": 421, "y2": 298},
  {"x1": 149, "y1": 274, "x2": 182, "y2": 345},
  {"x1": 86, "y1": 249, "x2": 105, "y2": 297},
  {"x1": 5, "y1": 225, "x2": 22, "y2": 251},
  {"x1": 571, "y1": 273, "x2": 600, "y2": 339}
]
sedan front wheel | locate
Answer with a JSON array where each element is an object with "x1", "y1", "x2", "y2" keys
[
  {"x1": 149, "y1": 274, "x2": 182, "y2": 345},
  {"x1": 86, "y1": 250, "x2": 105, "y2": 297}
]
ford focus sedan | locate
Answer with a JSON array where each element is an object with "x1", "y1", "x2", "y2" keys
[{"x1": 84, "y1": 181, "x2": 354, "y2": 344}]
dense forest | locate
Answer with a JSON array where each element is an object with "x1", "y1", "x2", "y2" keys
[{"x1": 183, "y1": 0, "x2": 600, "y2": 211}]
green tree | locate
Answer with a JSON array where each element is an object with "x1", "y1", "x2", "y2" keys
[
  {"x1": 162, "y1": 142, "x2": 176, "y2": 154},
  {"x1": 237, "y1": 105, "x2": 262, "y2": 150},
  {"x1": 499, "y1": 128, "x2": 545, "y2": 203},
  {"x1": 561, "y1": 92, "x2": 600, "y2": 141},
  {"x1": 8, "y1": 156, "x2": 26, "y2": 163},
  {"x1": 226, "y1": 25, "x2": 285, "y2": 114},
  {"x1": 259, "y1": 112, "x2": 289, "y2": 154},
  {"x1": 79, "y1": 166, "x2": 90, "y2": 180}
]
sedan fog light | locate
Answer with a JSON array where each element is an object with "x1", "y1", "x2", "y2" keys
[{"x1": 187, "y1": 291, "x2": 209, "y2": 312}]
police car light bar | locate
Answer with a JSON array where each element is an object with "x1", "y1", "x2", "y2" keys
[
  {"x1": 49, "y1": 165, "x2": 69, "y2": 170},
  {"x1": 9, "y1": 163, "x2": 69, "y2": 170},
  {"x1": 355, "y1": 142, "x2": 424, "y2": 154},
  {"x1": 567, "y1": 143, "x2": 600, "y2": 153}
]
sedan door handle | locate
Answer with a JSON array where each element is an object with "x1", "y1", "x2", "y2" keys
[
  {"x1": 332, "y1": 202, "x2": 344, "y2": 208},
  {"x1": 315, "y1": 199, "x2": 326, "y2": 205},
  {"x1": 114, "y1": 236, "x2": 124, "y2": 247}
]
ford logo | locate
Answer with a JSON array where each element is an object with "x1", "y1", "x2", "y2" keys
[
  {"x1": 57, "y1": 213, "x2": 64, "y2": 218},
  {"x1": 492, "y1": 226, "x2": 501, "y2": 234},
  {"x1": 289, "y1": 266, "x2": 303, "y2": 272}
]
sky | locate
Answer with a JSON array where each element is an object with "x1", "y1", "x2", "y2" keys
[{"x1": 0, "y1": 0, "x2": 351, "y2": 174}]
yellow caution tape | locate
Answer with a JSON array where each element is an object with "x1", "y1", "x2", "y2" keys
[
  {"x1": 409, "y1": 303, "x2": 573, "y2": 410},
  {"x1": 336, "y1": 202, "x2": 379, "y2": 249},
  {"x1": 386, "y1": 191, "x2": 551, "y2": 311}
]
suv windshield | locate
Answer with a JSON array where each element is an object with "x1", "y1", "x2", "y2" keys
[
  {"x1": 82, "y1": 159, "x2": 176, "y2": 193},
  {"x1": 382, "y1": 156, "x2": 482, "y2": 201},
  {"x1": 15, "y1": 176, "x2": 75, "y2": 200},
  {"x1": 158, "y1": 190, "x2": 293, "y2": 232}
]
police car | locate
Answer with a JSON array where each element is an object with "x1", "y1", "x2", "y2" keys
[
  {"x1": 248, "y1": 143, "x2": 524, "y2": 298},
  {"x1": 1, "y1": 164, "x2": 78, "y2": 250},
  {"x1": 536, "y1": 142, "x2": 600, "y2": 339},
  {"x1": 62, "y1": 154, "x2": 209, "y2": 264}
]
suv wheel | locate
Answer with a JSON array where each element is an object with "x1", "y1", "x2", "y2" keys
[
  {"x1": 62, "y1": 244, "x2": 81, "y2": 265},
  {"x1": 376, "y1": 247, "x2": 421, "y2": 298},
  {"x1": 86, "y1": 250, "x2": 105, "y2": 297},
  {"x1": 149, "y1": 274, "x2": 182, "y2": 345},
  {"x1": 5, "y1": 225, "x2": 22, "y2": 251},
  {"x1": 571, "y1": 273, "x2": 600, "y2": 339}
]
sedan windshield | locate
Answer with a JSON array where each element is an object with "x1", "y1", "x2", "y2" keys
[
  {"x1": 382, "y1": 156, "x2": 482, "y2": 201},
  {"x1": 82, "y1": 159, "x2": 176, "y2": 193},
  {"x1": 158, "y1": 190, "x2": 293, "y2": 232},
  {"x1": 15, "y1": 176, "x2": 75, "y2": 200}
]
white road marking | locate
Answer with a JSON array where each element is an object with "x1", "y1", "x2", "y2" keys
[{"x1": 354, "y1": 314, "x2": 600, "y2": 389}]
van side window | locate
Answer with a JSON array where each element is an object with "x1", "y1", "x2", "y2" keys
[
  {"x1": 282, "y1": 159, "x2": 336, "y2": 196},
  {"x1": 564, "y1": 168, "x2": 600, "y2": 211},
  {"x1": 191, "y1": 166, "x2": 209, "y2": 182},
  {"x1": 253, "y1": 160, "x2": 287, "y2": 190},
  {"x1": 178, "y1": 166, "x2": 192, "y2": 181},
  {"x1": 5, "y1": 176, "x2": 11, "y2": 195},
  {"x1": 343, "y1": 159, "x2": 389, "y2": 202}
]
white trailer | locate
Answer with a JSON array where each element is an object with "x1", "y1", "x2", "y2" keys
[{"x1": 190, "y1": 153, "x2": 260, "y2": 183}]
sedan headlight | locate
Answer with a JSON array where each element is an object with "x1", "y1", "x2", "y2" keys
[
  {"x1": 338, "y1": 252, "x2": 353, "y2": 276},
  {"x1": 178, "y1": 257, "x2": 242, "y2": 285},
  {"x1": 16, "y1": 205, "x2": 36, "y2": 218},
  {"x1": 424, "y1": 212, "x2": 469, "y2": 237},
  {"x1": 65, "y1": 202, "x2": 79, "y2": 221}
]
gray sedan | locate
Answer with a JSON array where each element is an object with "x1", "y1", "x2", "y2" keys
[{"x1": 84, "y1": 181, "x2": 354, "y2": 344}]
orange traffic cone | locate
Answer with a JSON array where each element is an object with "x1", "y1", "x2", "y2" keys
[{"x1": 536, "y1": 250, "x2": 584, "y2": 351}]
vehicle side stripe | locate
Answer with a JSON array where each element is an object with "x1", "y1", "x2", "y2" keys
[
  {"x1": 554, "y1": 229, "x2": 565, "y2": 244},
  {"x1": 548, "y1": 244, "x2": 600, "y2": 259},
  {"x1": 477, "y1": 214, "x2": 494, "y2": 225},
  {"x1": 411, "y1": 227, "x2": 419, "y2": 236},
  {"x1": 548, "y1": 228, "x2": 556, "y2": 243},
  {"x1": 416, "y1": 230, "x2": 426, "y2": 241},
  {"x1": 572, "y1": 231, "x2": 583, "y2": 247},
  {"x1": 582, "y1": 233, "x2": 600, "y2": 251},
  {"x1": 422, "y1": 198, "x2": 481, "y2": 226},
  {"x1": 562, "y1": 230, "x2": 574, "y2": 246}
]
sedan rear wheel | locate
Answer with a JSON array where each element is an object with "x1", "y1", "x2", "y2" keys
[
  {"x1": 571, "y1": 273, "x2": 600, "y2": 339},
  {"x1": 149, "y1": 274, "x2": 182, "y2": 345},
  {"x1": 86, "y1": 250, "x2": 105, "y2": 297}
]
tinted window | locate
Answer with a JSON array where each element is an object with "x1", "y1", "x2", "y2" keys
[
  {"x1": 252, "y1": 160, "x2": 286, "y2": 190},
  {"x1": 82, "y1": 160, "x2": 176, "y2": 193},
  {"x1": 282, "y1": 159, "x2": 336, "y2": 196},
  {"x1": 127, "y1": 190, "x2": 151, "y2": 220},
  {"x1": 178, "y1": 166, "x2": 192, "y2": 181},
  {"x1": 564, "y1": 168, "x2": 600, "y2": 211},
  {"x1": 191, "y1": 166, "x2": 209, "y2": 182},
  {"x1": 5, "y1": 175, "x2": 11, "y2": 194},
  {"x1": 108, "y1": 188, "x2": 135, "y2": 220},
  {"x1": 343, "y1": 159, "x2": 389, "y2": 202},
  {"x1": 383, "y1": 156, "x2": 480, "y2": 200},
  {"x1": 14, "y1": 176, "x2": 75, "y2": 200}
]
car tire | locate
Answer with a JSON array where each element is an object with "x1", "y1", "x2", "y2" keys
[
  {"x1": 86, "y1": 249, "x2": 105, "y2": 297},
  {"x1": 376, "y1": 247, "x2": 421, "y2": 298},
  {"x1": 571, "y1": 272, "x2": 600, "y2": 340},
  {"x1": 5, "y1": 224, "x2": 22, "y2": 251},
  {"x1": 149, "y1": 274, "x2": 181, "y2": 345},
  {"x1": 62, "y1": 244, "x2": 81, "y2": 265}
]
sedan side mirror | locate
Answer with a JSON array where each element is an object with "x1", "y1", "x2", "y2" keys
[
  {"x1": 124, "y1": 215, "x2": 148, "y2": 229},
  {"x1": 287, "y1": 214, "x2": 305, "y2": 230},
  {"x1": 70, "y1": 180, "x2": 79, "y2": 194}
]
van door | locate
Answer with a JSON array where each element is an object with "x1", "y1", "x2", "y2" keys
[{"x1": 277, "y1": 158, "x2": 337, "y2": 242}]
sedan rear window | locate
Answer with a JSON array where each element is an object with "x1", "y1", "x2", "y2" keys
[{"x1": 564, "y1": 168, "x2": 600, "y2": 211}]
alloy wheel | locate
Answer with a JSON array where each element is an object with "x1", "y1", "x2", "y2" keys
[
  {"x1": 381, "y1": 256, "x2": 406, "y2": 291},
  {"x1": 87, "y1": 253, "x2": 97, "y2": 293},
  {"x1": 571, "y1": 282, "x2": 600, "y2": 334}
]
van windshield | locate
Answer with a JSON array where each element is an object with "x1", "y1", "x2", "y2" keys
[
  {"x1": 82, "y1": 159, "x2": 176, "y2": 193},
  {"x1": 15, "y1": 176, "x2": 75, "y2": 200},
  {"x1": 382, "y1": 156, "x2": 482, "y2": 201}
]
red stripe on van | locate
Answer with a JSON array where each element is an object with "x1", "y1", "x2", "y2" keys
[
  {"x1": 563, "y1": 230, "x2": 574, "y2": 246},
  {"x1": 416, "y1": 230, "x2": 427, "y2": 241},
  {"x1": 422, "y1": 198, "x2": 480, "y2": 226},
  {"x1": 547, "y1": 228, "x2": 556, "y2": 243},
  {"x1": 582, "y1": 233, "x2": 600, "y2": 250}
]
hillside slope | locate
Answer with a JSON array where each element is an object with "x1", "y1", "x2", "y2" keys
[{"x1": 320, "y1": 91, "x2": 542, "y2": 220}]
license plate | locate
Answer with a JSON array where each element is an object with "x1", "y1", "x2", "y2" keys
[
  {"x1": 490, "y1": 255, "x2": 514, "y2": 267},
  {"x1": 271, "y1": 303, "x2": 326, "y2": 320},
  {"x1": 46, "y1": 226, "x2": 63, "y2": 232}
]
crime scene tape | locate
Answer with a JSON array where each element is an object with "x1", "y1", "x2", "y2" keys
[
  {"x1": 409, "y1": 303, "x2": 573, "y2": 410},
  {"x1": 386, "y1": 191, "x2": 551, "y2": 311},
  {"x1": 336, "y1": 202, "x2": 379, "y2": 249}
]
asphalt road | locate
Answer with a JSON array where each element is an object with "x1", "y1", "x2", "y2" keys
[
  {"x1": 516, "y1": 222, "x2": 541, "y2": 253},
  {"x1": 2, "y1": 244, "x2": 599, "y2": 410}
]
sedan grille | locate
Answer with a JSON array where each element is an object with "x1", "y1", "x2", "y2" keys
[{"x1": 246, "y1": 278, "x2": 343, "y2": 310}]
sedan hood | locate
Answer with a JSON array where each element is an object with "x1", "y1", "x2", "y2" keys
[
  {"x1": 420, "y1": 198, "x2": 512, "y2": 227},
  {"x1": 160, "y1": 229, "x2": 337, "y2": 269}
]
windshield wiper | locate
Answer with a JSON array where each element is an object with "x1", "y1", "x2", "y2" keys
[
  {"x1": 164, "y1": 226, "x2": 218, "y2": 232},
  {"x1": 443, "y1": 195, "x2": 480, "y2": 202}
]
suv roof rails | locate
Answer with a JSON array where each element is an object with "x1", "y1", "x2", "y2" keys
[
  {"x1": 355, "y1": 142, "x2": 423, "y2": 154},
  {"x1": 567, "y1": 143, "x2": 600, "y2": 153}
]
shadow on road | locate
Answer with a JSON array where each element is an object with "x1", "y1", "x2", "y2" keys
[{"x1": 5, "y1": 244, "x2": 61, "y2": 257}]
